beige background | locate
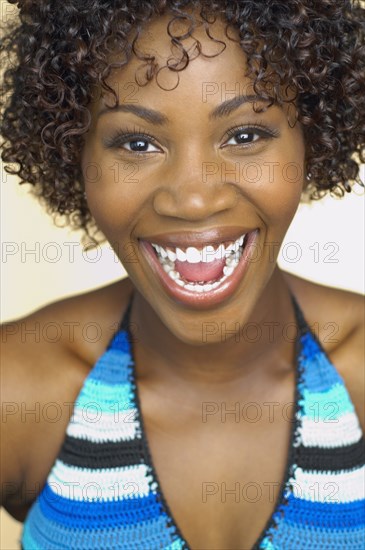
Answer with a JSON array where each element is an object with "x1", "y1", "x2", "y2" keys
[{"x1": 1, "y1": 0, "x2": 364, "y2": 546}]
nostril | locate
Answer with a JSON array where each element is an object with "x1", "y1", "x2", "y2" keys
[{"x1": 152, "y1": 184, "x2": 238, "y2": 221}]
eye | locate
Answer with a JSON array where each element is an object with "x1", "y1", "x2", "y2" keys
[
  {"x1": 222, "y1": 124, "x2": 279, "y2": 148},
  {"x1": 225, "y1": 131, "x2": 260, "y2": 145},
  {"x1": 122, "y1": 138, "x2": 160, "y2": 154},
  {"x1": 103, "y1": 128, "x2": 162, "y2": 156}
]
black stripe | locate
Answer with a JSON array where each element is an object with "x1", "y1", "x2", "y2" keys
[
  {"x1": 59, "y1": 434, "x2": 145, "y2": 469},
  {"x1": 120, "y1": 291, "x2": 134, "y2": 331},
  {"x1": 290, "y1": 292, "x2": 308, "y2": 335},
  {"x1": 296, "y1": 437, "x2": 365, "y2": 472}
]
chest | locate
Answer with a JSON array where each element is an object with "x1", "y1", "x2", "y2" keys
[
  {"x1": 138, "y1": 378, "x2": 296, "y2": 549},
  {"x1": 20, "y1": 355, "x2": 365, "y2": 550}
]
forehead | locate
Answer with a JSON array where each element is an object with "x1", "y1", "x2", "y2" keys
[
  {"x1": 97, "y1": 13, "x2": 256, "y2": 110},
  {"x1": 131, "y1": 12, "x2": 248, "y2": 75},
  {"x1": 89, "y1": 11, "x2": 297, "y2": 126}
]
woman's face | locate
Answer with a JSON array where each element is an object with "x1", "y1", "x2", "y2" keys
[{"x1": 81, "y1": 14, "x2": 306, "y2": 345}]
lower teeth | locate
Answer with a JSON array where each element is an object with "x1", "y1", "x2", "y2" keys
[{"x1": 158, "y1": 246, "x2": 244, "y2": 293}]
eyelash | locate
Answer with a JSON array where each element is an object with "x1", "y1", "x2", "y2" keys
[
  {"x1": 103, "y1": 123, "x2": 280, "y2": 156},
  {"x1": 103, "y1": 126, "x2": 160, "y2": 156},
  {"x1": 224, "y1": 123, "x2": 280, "y2": 144}
]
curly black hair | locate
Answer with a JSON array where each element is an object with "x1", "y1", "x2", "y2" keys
[{"x1": 1, "y1": 0, "x2": 364, "y2": 246}]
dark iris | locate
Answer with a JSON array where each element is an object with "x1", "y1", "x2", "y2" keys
[
  {"x1": 129, "y1": 139, "x2": 149, "y2": 152},
  {"x1": 235, "y1": 132, "x2": 254, "y2": 144}
]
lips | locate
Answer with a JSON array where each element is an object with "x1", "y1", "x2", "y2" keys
[
  {"x1": 139, "y1": 226, "x2": 255, "y2": 249},
  {"x1": 150, "y1": 232, "x2": 246, "y2": 283},
  {"x1": 138, "y1": 228, "x2": 260, "y2": 309}
]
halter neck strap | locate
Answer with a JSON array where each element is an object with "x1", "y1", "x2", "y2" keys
[
  {"x1": 119, "y1": 291, "x2": 134, "y2": 332},
  {"x1": 289, "y1": 290, "x2": 308, "y2": 335}
]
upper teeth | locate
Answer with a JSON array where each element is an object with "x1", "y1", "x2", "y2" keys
[{"x1": 152, "y1": 233, "x2": 246, "y2": 264}]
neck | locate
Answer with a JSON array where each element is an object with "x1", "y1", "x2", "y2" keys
[{"x1": 130, "y1": 267, "x2": 299, "y2": 387}]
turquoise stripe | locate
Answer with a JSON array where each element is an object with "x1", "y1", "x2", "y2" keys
[
  {"x1": 301, "y1": 382, "x2": 355, "y2": 420},
  {"x1": 73, "y1": 396, "x2": 136, "y2": 415},
  {"x1": 259, "y1": 538, "x2": 277, "y2": 550},
  {"x1": 79, "y1": 378, "x2": 133, "y2": 401},
  {"x1": 164, "y1": 539, "x2": 186, "y2": 550},
  {"x1": 75, "y1": 379, "x2": 134, "y2": 412}
]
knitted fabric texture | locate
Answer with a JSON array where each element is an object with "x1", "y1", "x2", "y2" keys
[{"x1": 21, "y1": 294, "x2": 365, "y2": 549}]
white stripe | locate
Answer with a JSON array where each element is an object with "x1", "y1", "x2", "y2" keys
[
  {"x1": 299, "y1": 411, "x2": 363, "y2": 447},
  {"x1": 291, "y1": 466, "x2": 365, "y2": 503},
  {"x1": 66, "y1": 407, "x2": 140, "y2": 442},
  {"x1": 47, "y1": 460, "x2": 156, "y2": 501}
]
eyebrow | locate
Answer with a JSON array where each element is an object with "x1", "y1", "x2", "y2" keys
[
  {"x1": 210, "y1": 94, "x2": 271, "y2": 119},
  {"x1": 97, "y1": 104, "x2": 168, "y2": 125},
  {"x1": 96, "y1": 94, "x2": 271, "y2": 124}
]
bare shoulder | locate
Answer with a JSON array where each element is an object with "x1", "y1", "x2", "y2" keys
[
  {"x1": 283, "y1": 271, "x2": 364, "y2": 342},
  {"x1": 31, "y1": 276, "x2": 135, "y2": 365},
  {"x1": 0, "y1": 277, "x2": 133, "y2": 516},
  {"x1": 283, "y1": 271, "x2": 365, "y2": 431}
]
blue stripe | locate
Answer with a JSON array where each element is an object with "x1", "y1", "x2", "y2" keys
[
  {"x1": 22, "y1": 509, "x2": 70, "y2": 549},
  {"x1": 21, "y1": 521, "x2": 42, "y2": 550},
  {"x1": 88, "y1": 349, "x2": 132, "y2": 385},
  {"x1": 108, "y1": 330, "x2": 131, "y2": 352},
  {"x1": 265, "y1": 520, "x2": 365, "y2": 549},
  {"x1": 273, "y1": 494, "x2": 365, "y2": 529},
  {"x1": 38, "y1": 483, "x2": 163, "y2": 527},
  {"x1": 300, "y1": 332, "x2": 343, "y2": 392},
  {"x1": 23, "y1": 499, "x2": 177, "y2": 549}
]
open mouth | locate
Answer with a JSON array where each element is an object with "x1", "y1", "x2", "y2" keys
[
  {"x1": 139, "y1": 228, "x2": 259, "y2": 307},
  {"x1": 150, "y1": 232, "x2": 247, "y2": 293}
]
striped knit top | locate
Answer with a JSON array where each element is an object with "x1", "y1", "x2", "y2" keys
[{"x1": 21, "y1": 292, "x2": 365, "y2": 549}]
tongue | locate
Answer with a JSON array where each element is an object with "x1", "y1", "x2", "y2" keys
[{"x1": 175, "y1": 258, "x2": 225, "y2": 282}]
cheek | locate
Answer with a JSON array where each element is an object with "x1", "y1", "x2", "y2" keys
[
  {"x1": 241, "y1": 140, "x2": 305, "y2": 228},
  {"x1": 82, "y1": 145, "x2": 144, "y2": 236}
]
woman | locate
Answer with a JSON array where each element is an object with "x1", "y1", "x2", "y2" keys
[{"x1": 1, "y1": 1, "x2": 364, "y2": 548}]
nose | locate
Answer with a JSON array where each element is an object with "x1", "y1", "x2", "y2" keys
[{"x1": 152, "y1": 159, "x2": 238, "y2": 221}]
